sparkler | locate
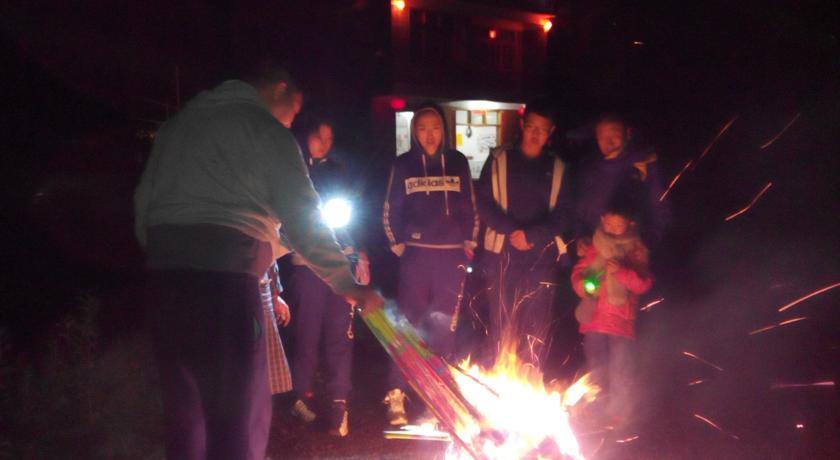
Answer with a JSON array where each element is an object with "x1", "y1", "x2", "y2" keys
[
  {"x1": 693, "y1": 413, "x2": 740, "y2": 440},
  {"x1": 747, "y1": 316, "x2": 807, "y2": 336},
  {"x1": 777, "y1": 281, "x2": 840, "y2": 312},
  {"x1": 724, "y1": 182, "x2": 773, "y2": 221},
  {"x1": 682, "y1": 351, "x2": 724, "y2": 372},
  {"x1": 760, "y1": 112, "x2": 801, "y2": 150}
]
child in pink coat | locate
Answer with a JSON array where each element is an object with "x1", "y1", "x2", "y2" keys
[{"x1": 572, "y1": 205, "x2": 653, "y2": 426}]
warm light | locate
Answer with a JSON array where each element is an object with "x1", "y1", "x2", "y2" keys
[
  {"x1": 391, "y1": 0, "x2": 406, "y2": 11},
  {"x1": 448, "y1": 350, "x2": 598, "y2": 459},
  {"x1": 390, "y1": 97, "x2": 407, "y2": 110},
  {"x1": 321, "y1": 198, "x2": 352, "y2": 229},
  {"x1": 541, "y1": 19, "x2": 553, "y2": 33},
  {"x1": 488, "y1": 29, "x2": 497, "y2": 40},
  {"x1": 632, "y1": 40, "x2": 645, "y2": 46}
]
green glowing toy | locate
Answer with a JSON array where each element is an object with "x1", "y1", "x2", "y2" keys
[{"x1": 583, "y1": 276, "x2": 600, "y2": 295}]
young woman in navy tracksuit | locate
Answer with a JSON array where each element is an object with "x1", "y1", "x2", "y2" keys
[{"x1": 382, "y1": 105, "x2": 478, "y2": 425}]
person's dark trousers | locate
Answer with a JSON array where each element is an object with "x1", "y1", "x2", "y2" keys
[
  {"x1": 482, "y1": 251, "x2": 558, "y2": 368},
  {"x1": 148, "y1": 269, "x2": 271, "y2": 460},
  {"x1": 388, "y1": 246, "x2": 466, "y2": 390},
  {"x1": 583, "y1": 332, "x2": 634, "y2": 421},
  {"x1": 285, "y1": 264, "x2": 353, "y2": 401}
]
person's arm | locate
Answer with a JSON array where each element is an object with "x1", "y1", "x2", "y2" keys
[
  {"x1": 614, "y1": 266, "x2": 654, "y2": 295},
  {"x1": 613, "y1": 244, "x2": 654, "y2": 294},
  {"x1": 456, "y1": 154, "x2": 479, "y2": 249},
  {"x1": 260, "y1": 127, "x2": 357, "y2": 295},
  {"x1": 475, "y1": 155, "x2": 517, "y2": 233},
  {"x1": 383, "y1": 161, "x2": 407, "y2": 255}
]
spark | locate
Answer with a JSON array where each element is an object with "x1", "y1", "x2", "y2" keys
[
  {"x1": 693, "y1": 413, "x2": 740, "y2": 440},
  {"x1": 748, "y1": 316, "x2": 807, "y2": 335},
  {"x1": 748, "y1": 324, "x2": 777, "y2": 335},
  {"x1": 682, "y1": 351, "x2": 724, "y2": 372},
  {"x1": 695, "y1": 115, "x2": 739, "y2": 165},
  {"x1": 778, "y1": 316, "x2": 807, "y2": 326},
  {"x1": 724, "y1": 182, "x2": 773, "y2": 221},
  {"x1": 661, "y1": 115, "x2": 739, "y2": 201},
  {"x1": 687, "y1": 379, "x2": 707, "y2": 386},
  {"x1": 640, "y1": 297, "x2": 664, "y2": 312},
  {"x1": 615, "y1": 435, "x2": 640, "y2": 443},
  {"x1": 777, "y1": 281, "x2": 840, "y2": 312},
  {"x1": 796, "y1": 423, "x2": 805, "y2": 429},
  {"x1": 771, "y1": 381, "x2": 835, "y2": 389},
  {"x1": 659, "y1": 160, "x2": 692, "y2": 202},
  {"x1": 760, "y1": 112, "x2": 801, "y2": 149}
]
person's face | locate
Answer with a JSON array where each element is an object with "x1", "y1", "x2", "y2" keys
[
  {"x1": 308, "y1": 133, "x2": 328, "y2": 159},
  {"x1": 414, "y1": 111, "x2": 444, "y2": 155},
  {"x1": 601, "y1": 213, "x2": 631, "y2": 236},
  {"x1": 317, "y1": 124, "x2": 334, "y2": 155},
  {"x1": 595, "y1": 121, "x2": 629, "y2": 159},
  {"x1": 520, "y1": 113, "x2": 555, "y2": 158}
]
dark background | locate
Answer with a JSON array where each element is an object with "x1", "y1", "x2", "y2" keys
[{"x1": 1, "y1": 1, "x2": 838, "y2": 458}]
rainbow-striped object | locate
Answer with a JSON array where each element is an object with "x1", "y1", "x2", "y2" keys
[{"x1": 358, "y1": 307, "x2": 483, "y2": 459}]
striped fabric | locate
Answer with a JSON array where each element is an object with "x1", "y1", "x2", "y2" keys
[
  {"x1": 264, "y1": 307, "x2": 292, "y2": 394},
  {"x1": 261, "y1": 264, "x2": 293, "y2": 395}
]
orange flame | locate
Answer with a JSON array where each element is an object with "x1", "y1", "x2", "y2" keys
[{"x1": 446, "y1": 342, "x2": 598, "y2": 459}]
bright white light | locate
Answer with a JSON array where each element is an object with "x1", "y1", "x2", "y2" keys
[{"x1": 322, "y1": 198, "x2": 352, "y2": 229}]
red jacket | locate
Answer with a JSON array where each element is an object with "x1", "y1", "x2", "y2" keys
[{"x1": 572, "y1": 243, "x2": 653, "y2": 339}]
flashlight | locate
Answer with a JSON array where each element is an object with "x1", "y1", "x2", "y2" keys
[{"x1": 321, "y1": 197, "x2": 352, "y2": 229}]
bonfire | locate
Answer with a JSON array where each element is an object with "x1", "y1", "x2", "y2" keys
[{"x1": 360, "y1": 307, "x2": 598, "y2": 460}]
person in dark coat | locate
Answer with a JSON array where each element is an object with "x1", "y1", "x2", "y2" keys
[
  {"x1": 574, "y1": 114, "x2": 670, "y2": 250},
  {"x1": 283, "y1": 120, "x2": 368, "y2": 437},
  {"x1": 382, "y1": 104, "x2": 478, "y2": 425},
  {"x1": 475, "y1": 102, "x2": 573, "y2": 369}
]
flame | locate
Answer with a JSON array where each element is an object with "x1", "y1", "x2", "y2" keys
[{"x1": 445, "y1": 344, "x2": 599, "y2": 459}]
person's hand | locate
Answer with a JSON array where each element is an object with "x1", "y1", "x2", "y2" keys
[
  {"x1": 273, "y1": 295, "x2": 291, "y2": 327},
  {"x1": 343, "y1": 285, "x2": 385, "y2": 316},
  {"x1": 355, "y1": 251, "x2": 371, "y2": 286},
  {"x1": 509, "y1": 230, "x2": 533, "y2": 251},
  {"x1": 390, "y1": 243, "x2": 406, "y2": 257},
  {"x1": 463, "y1": 243, "x2": 475, "y2": 262},
  {"x1": 606, "y1": 259, "x2": 621, "y2": 275},
  {"x1": 576, "y1": 238, "x2": 591, "y2": 257}
]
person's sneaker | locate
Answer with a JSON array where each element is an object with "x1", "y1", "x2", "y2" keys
[
  {"x1": 290, "y1": 398, "x2": 317, "y2": 423},
  {"x1": 383, "y1": 388, "x2": 408, "y2": 426},
  {"x1": 328, "y1": 400, "x2": 349, "y2": 437}
]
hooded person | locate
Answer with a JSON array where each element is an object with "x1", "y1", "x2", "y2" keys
[
  {"x1": 134, "y1": 61, "x2": 383, "y2": 460},
  {"x1": 382, "y1": 104, "x2": 479, "y2": 425}
]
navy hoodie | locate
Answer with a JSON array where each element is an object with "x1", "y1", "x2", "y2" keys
[
  {"x1": 383, "y1": 107, "x2": 479, "y2": 250},
  {"x1": 574, "y1": 146, "x2": 670, "y2": 245}
]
